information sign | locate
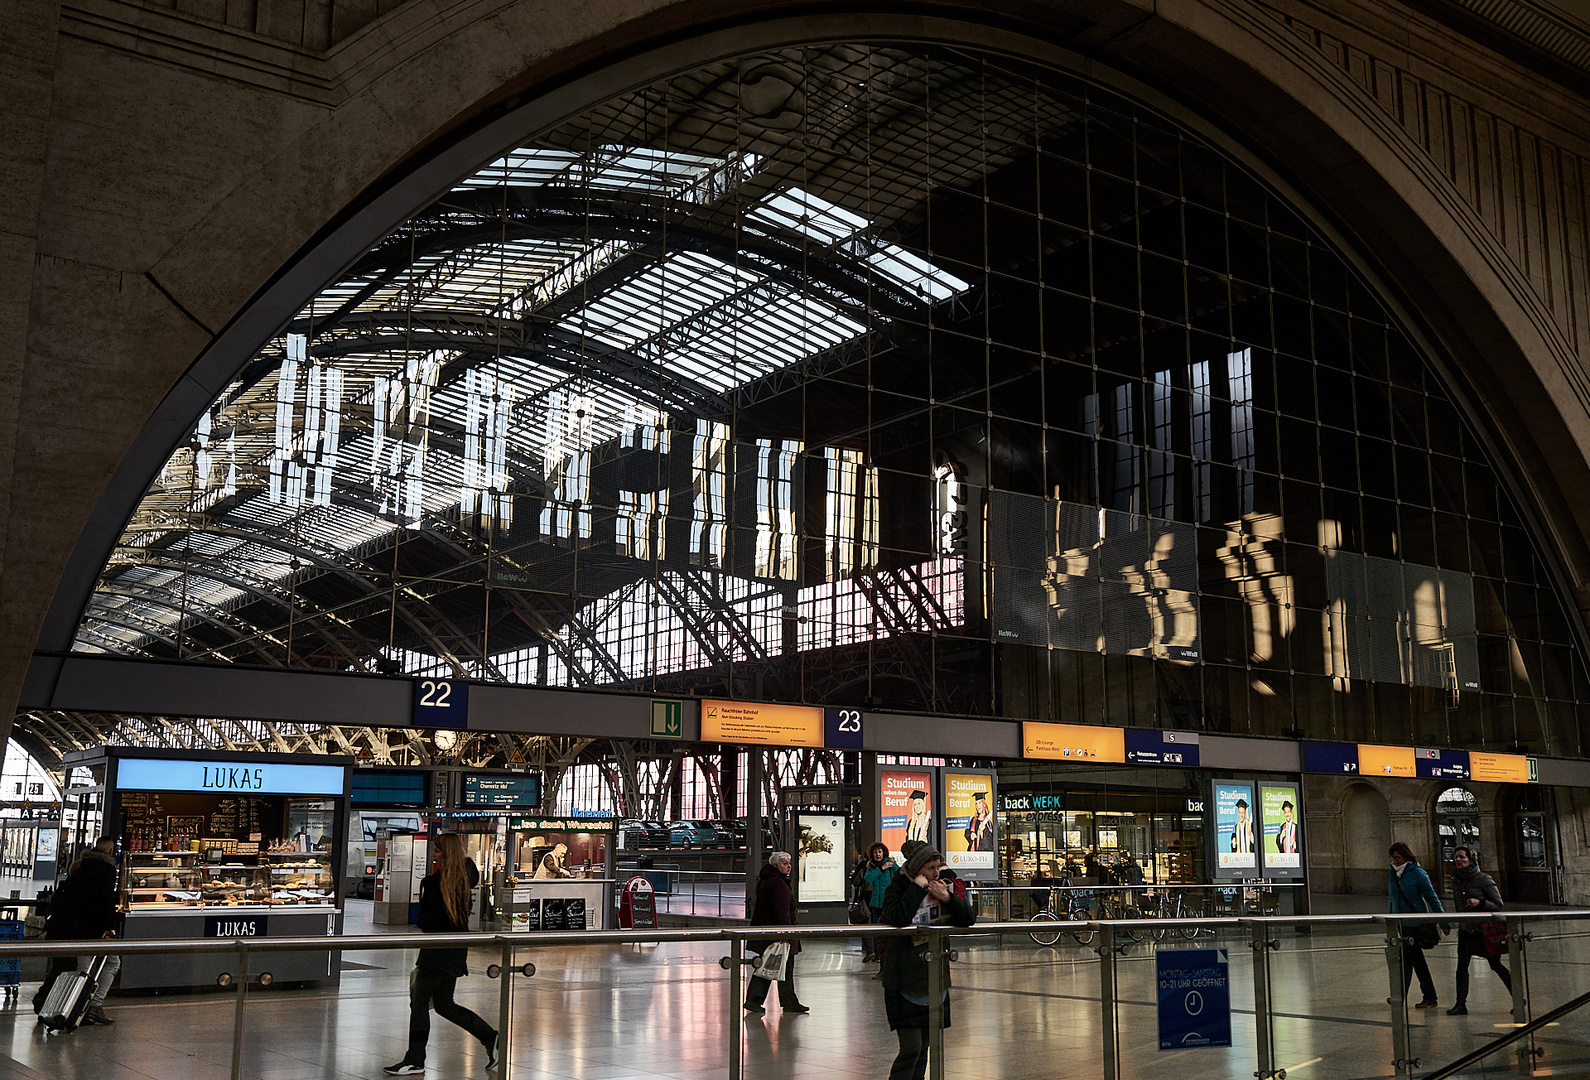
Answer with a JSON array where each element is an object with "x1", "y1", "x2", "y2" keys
[
  {"x1": 1022, "y1": 722, "x2": 1126, "y2": 763},
  {"x1": 1124, "y1": 729, "x2": 1200, "y2": 766},
  {"x1": 1416, "y1": 748, "x2": 1470, "y2": 779},
  {"x1": 1301, "y1": 741, "x2": 1359, "y2": 775},
  {"x1": 824, "y1": 706, "x2": 864, "y2": 750},
  {"x1": 649, "y1": 700, "x2": 682, "y2": 739},
  {"x1": 701, "y1": 700, "x2": 822, "y2": 747},
  {"x1": 460, "y1": 772, "x2": 542, "y2": 810},
  {"x1": 1157, "y1": 949, "x2": 1231, "y2": 1049},
  {"x1": 1358, "y1": 743, "x2": 1417, "y2": 778},
  {"x1": 1470, "y1": 752, "x2": 1533, "y2": 784},
  {"x1": 414, "y1": 678, "x2": 468, "y2": 730}
]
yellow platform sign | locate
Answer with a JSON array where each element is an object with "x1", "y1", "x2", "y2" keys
[
  {"x1": 1470, "y1": 752, "x2": 1531, "y2": 784},
  {"x1": 1021, "y1": 722, "x2": 1126, "y2": 763},
  {"x1": 701, "y1": 700, "x2": 823, "y2": 747},
  {"x1": 1358, "y1": 743, "x2": 1416, "y2": 778}
]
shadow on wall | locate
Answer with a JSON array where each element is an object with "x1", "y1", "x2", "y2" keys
[{"x1": 1342, "y1": 784, "x2": 1392, "y2": 894}]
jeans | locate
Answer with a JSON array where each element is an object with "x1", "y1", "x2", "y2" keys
[
  {"x1": 889, "y1": 1027, "x2": 930, "y2": 1080},
  {"x1": 406, "y1": 967, "x2": 496, "y2": 1065},
  {"x1": 88, "y1": 954, "x2": 120, "y2": 1009},
  {"x1": 1455, "y1": 930, "x2": 1511, "y2": 1005},
  {"x1": 1399, "y1": 942, "x2": 1436, "y2": 1002}
]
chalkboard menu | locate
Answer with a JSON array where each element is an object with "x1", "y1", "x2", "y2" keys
[{"x1": 542, "y1": 898, "x2": 567, "y2": 931}]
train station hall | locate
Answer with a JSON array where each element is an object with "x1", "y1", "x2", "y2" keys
[{"x1": 4, "y1": 0, "x2": 1590, "y2": 1077}]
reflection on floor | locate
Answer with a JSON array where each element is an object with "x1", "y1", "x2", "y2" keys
[{"x1": 0, "y1": 920, "x2": 1585, "y2": 1080}]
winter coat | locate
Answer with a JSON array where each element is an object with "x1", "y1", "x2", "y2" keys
[
  {"x1": 1452, "y1": 863, "x2": 1504, "y2": 938},
  {"x1": 44, "y1": 850, "x2": 118, "y2": 941},
  {"x1": 862, "y1": 861, "x2": 897, "y2": 910},
  {"x1": 415, "y1": 859, "x2": 479, "y2": 976},
  {"x1": 1387, "y1": 862, "x2": 1449, "y2": 930},
  {"x1": 749, "y1": 862, "x2": 799, "y2": 956},
  {"x1": 878, "y1": 872, "x2": 975, "y2": 1001}
]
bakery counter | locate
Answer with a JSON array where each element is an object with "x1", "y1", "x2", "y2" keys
[{"x1": 120, "y1": 905, "x2": 343, "y2": 989}]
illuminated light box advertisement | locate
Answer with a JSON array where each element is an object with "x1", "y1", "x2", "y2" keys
[
  {"x1": 1301, "y1": 741, "x2": 1360, "y2": 775},
  {"x1": 942, "y1": 770, "x2": 998, "y2": 880},
  {"x1": 1470, "y1": 752, "x2": 1534, "y2": 784},
  {"x1": 1358, "y1": 744, "x2": 1416, "y2": 778},
  {"x1": 1259, "y1": 783, "x2": 1303, "y2": 878},
  {"x1": 1416, "y1": 748, "x2": 1470, "y2": 780},
  {"x1": 1213, "y1": 781, "x2": 1257, "y2": 878},
  {"x1": 701, "y1": 700, "x2": 822, "y2": 748},
  {"x1": 881, "y1": 768, "x2": 934, "y2": 861},
  {"x1": 795, "y1": 813, "x2": 846, "y2": 902},
  {"x1": 1022, "y1": 722, "x2": 1126, "y2": 763}
]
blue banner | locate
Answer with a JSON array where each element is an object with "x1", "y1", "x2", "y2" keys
[{"x1": 1157, "y1": 949, "x2": 1231, "y2": 1050}]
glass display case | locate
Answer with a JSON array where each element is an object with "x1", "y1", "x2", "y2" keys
[{"x1": 124, "y1": 850, "x2": 335, "y2": 908}]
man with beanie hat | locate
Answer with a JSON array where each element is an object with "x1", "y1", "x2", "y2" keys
[{"x1": 877, "y1": 845, "x2": 975, "y2": 1080}]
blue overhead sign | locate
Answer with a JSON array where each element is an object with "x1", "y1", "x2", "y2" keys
[
  {"x1": 1157, "y1": 949, "x2": 1231, "y2": 1050},
  {"x1": 414, "y1": 678, "x2": 468, "y2": 729},
  {"x1": 824, "y1": 707, "x2": 864, "y2": 750},
  {"x1": 1301, "y1": 740, "x2": 1359, "y2": 775},
  {"x1": 1416, "y1": 747, "x2": 1469, "y2": 779},
  {"x1": 1125, "y1": 729, "x2": 1199, "y2": 766},
  {"x1": 116, "y1": 758, "x2": 346, "y2": 796}
]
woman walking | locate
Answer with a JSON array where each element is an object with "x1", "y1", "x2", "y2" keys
[
  {"x1": 879, "y1": 845, "x2": 976, "y2": 1080},
  {"x1": 744, "y1": 851, "x2": 808, "y2": 1016},
  {"x1": 1386, "y1": 842, "x2": 1446, "y2": 1009},
  {"x1": 1448, "y1": 845, "x2": 1511, "y2": 1015},
  {"x1": 859, "y1": 842, "x2": 896, "y2": 965},
  {"x1": 386, "y1": 833, "x2": 498, "y2": 1075}
]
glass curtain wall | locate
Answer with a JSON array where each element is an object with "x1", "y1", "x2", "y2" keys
[{"x1": 77, "y1": 44, "x2": 1590, "y2": 757}]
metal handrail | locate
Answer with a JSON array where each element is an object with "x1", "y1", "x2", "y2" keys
[{"x1": 1421, "y1": 986, "x2": 1590, "y2": 1080}]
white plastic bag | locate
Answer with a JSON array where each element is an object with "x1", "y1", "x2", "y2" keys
[{"x1": 751, "y1": 941, "x2": 789, "y2": 981}]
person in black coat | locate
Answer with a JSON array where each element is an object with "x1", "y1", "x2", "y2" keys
[
  {"x1": 1448, "y1": 845, "x2": 1511, "y2": 1015},
  {"x1": 744, "y1": 851, "x2": 808, "y2": 1015},
  {"x1": 879, "y1": 845, "x2": 975, "y2": 1080},
  {"x1": 386, "y1": 833, "x2": 498, "y2": 1075},
  {"x1": 33, "y1": 836, "x2": 119, "y2": 1016}
]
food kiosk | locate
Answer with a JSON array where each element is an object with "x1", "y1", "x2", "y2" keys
[
  {"x1": 61, "y1": 746, "x2": 353, "y2": 989},
  {"x1": 495, "y1": 816, "x2": 616, "y2": 930}
]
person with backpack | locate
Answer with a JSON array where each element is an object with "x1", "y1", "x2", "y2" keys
[
  {"x1": 1448, "y1": 845, "x2": 1511, "y2": 1015},
  {"x1": 33, "y1": 836, "x2": 119, "y2": 1026},
  {"x1": 385, "y1": 833, "x2": 498, "y2": 1075},
  {"x1": 1387, "y1": 841, "x2": 1446, "y2": 1009}
]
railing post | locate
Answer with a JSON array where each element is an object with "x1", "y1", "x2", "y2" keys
[
  {"x1": 1385, "y1": 920, "x2": 1414, "y2": 1078},
  {"x1": 497, "y1": 936, "x2": 514, "y2": 1076},
  {"x1": 927, "y1": 927, "x2": 945, "y2": 1080},
  {"x1": 1507, "y1": 916, "x2": 1535, "y2": 1077},
  {"x1": 1098, "y1": 924, "x2": 1118, "y2": 1080},
  {"x1": 1251, "y1": 922, "x2": 1279, "y2": 1080},
  {"x1": 728, "y1": 935, "x2": 743, "y2": 1080},
  {"x1": 230, "y1": 943, "x2": 250, "y2": 1080}
]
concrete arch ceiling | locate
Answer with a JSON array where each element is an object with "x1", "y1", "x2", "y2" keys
[{"x1": 12, "y1": 0, "x2": 1590, "y2": 751}]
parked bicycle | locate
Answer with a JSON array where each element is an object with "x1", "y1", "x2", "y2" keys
[
  {"x1": 1028, "y1": 886, "x2": 1094, "y2": 946},
  {"x1": 1093, "y1": 888, "x2": 1146, "y2": 943},
  {"x1": 1148, "y1": 888, "x2": 1216, "y2": 941}
]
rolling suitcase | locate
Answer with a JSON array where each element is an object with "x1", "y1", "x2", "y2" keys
[{"x1": 38, "y1": 955, "x2": 106, "y2": 1033}]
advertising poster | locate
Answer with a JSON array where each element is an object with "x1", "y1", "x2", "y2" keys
[
  {"x1": 795, "y1": 813, "x2": 846, "y2": 902},
  {"x1": 942, "y1": 770, "x2": 998, "y2": 880},
  {"x1": 1212, "y1": 781, "x2": 1256, "y2": 877},
  {"x1": 1259, "y1": 783, "x2": 1303, "y2": 876},
  {"x1": 880, "y1": 768, "x2": 934, "y2": 862}
]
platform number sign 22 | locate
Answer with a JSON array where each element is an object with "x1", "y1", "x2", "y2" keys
[
  {"x1": 414, "y1": 678, "x2": 469, "y2": 730},
  {"x1": 824, "y1": 707, "x2": 864, "y2": 750}
]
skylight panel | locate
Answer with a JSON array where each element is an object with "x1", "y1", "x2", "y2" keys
[
  {"x1": 864, "y1": 245, "x2": 970, "y2": 302},
  {"x1": 574, "y1": 251, "x2": 763, "y2": 350},
  {"x1": 455, "y1": 148, "x2": 583, "y2": 190},
  {"x1": 747, "y1": 189, "x2": 868, "y2": 244}
]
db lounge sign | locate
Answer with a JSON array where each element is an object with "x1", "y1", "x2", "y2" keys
[{"x1": 204, "y1": 914, "x2": 269, "y2": 938}]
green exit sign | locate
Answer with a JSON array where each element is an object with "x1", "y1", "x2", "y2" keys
[{"x1": 650, "y1": 700, "x2": 682, "y2": 739}]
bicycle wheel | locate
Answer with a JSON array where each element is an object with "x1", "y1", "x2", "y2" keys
[
  {"x1": 1069, "y1": 908, "x2": 1095, "y2": 946},
  {"x1": 1151, "y1": 907, "x2": 1170, "y2": 941},
  {"x1": 1029, "y1": 910, "x2": 1062, "y2": 946},
  {"x1": 1120, "y1": 905, "x2": 1145, "y2": 943}
]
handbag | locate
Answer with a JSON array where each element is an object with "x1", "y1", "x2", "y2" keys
[
  {"x1": 1395, "y1": 871, "x2": 1440, "y2": 950},
  {"x1": 848, "y1": 898, "x2": 870, "y2": 925},
  {"x1": 751, "y1": 941, "x2": 789, "y2": 981},
  {"x1": 1480, "y1": 920, "x2": 1509, "y2": 958}
]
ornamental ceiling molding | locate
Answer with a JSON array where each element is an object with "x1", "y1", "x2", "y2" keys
[{"x1": 1245, "y1": 0, "x2": 1590, "y2": 425}]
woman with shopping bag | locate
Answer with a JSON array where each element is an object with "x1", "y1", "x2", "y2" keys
[
  {"x1": 1386, "y1": 841, "x2": 1446, "y2": 1009},
  {"x1": 744, "y1": 851, "x2": 809, "y2": 1016},
  {"x1": 1448, "y1": 845, "x2": 1512, "y2": 1015}
]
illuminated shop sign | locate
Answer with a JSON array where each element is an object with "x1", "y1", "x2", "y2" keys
[{"x1": 117, "y1": 758, "x2": 345, "y2": 796}]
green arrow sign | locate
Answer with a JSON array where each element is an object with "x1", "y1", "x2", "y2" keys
[{"x1": 651, "y1": 699, "x2": 682, "y2": 738}]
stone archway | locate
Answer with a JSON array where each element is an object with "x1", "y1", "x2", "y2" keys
[{"x1": 1342, "y1": 783, "x2": 1393, "y2": 894}]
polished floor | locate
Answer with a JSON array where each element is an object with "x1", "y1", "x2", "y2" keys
[{"x1": 0, "y1": 910, "x2": 1587, "y2": 1080}]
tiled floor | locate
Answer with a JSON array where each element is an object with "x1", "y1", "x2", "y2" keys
[{"x1": 1, "y1": 914, "x2": 1587, "y2": 1080}]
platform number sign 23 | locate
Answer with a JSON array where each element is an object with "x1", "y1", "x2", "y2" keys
[
  {"x1": 824, "y1": 707, "x2": 864, "y2": 750},
  {"x1": 414, "y1": 678, "x2": 469, "y2": 730}
]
